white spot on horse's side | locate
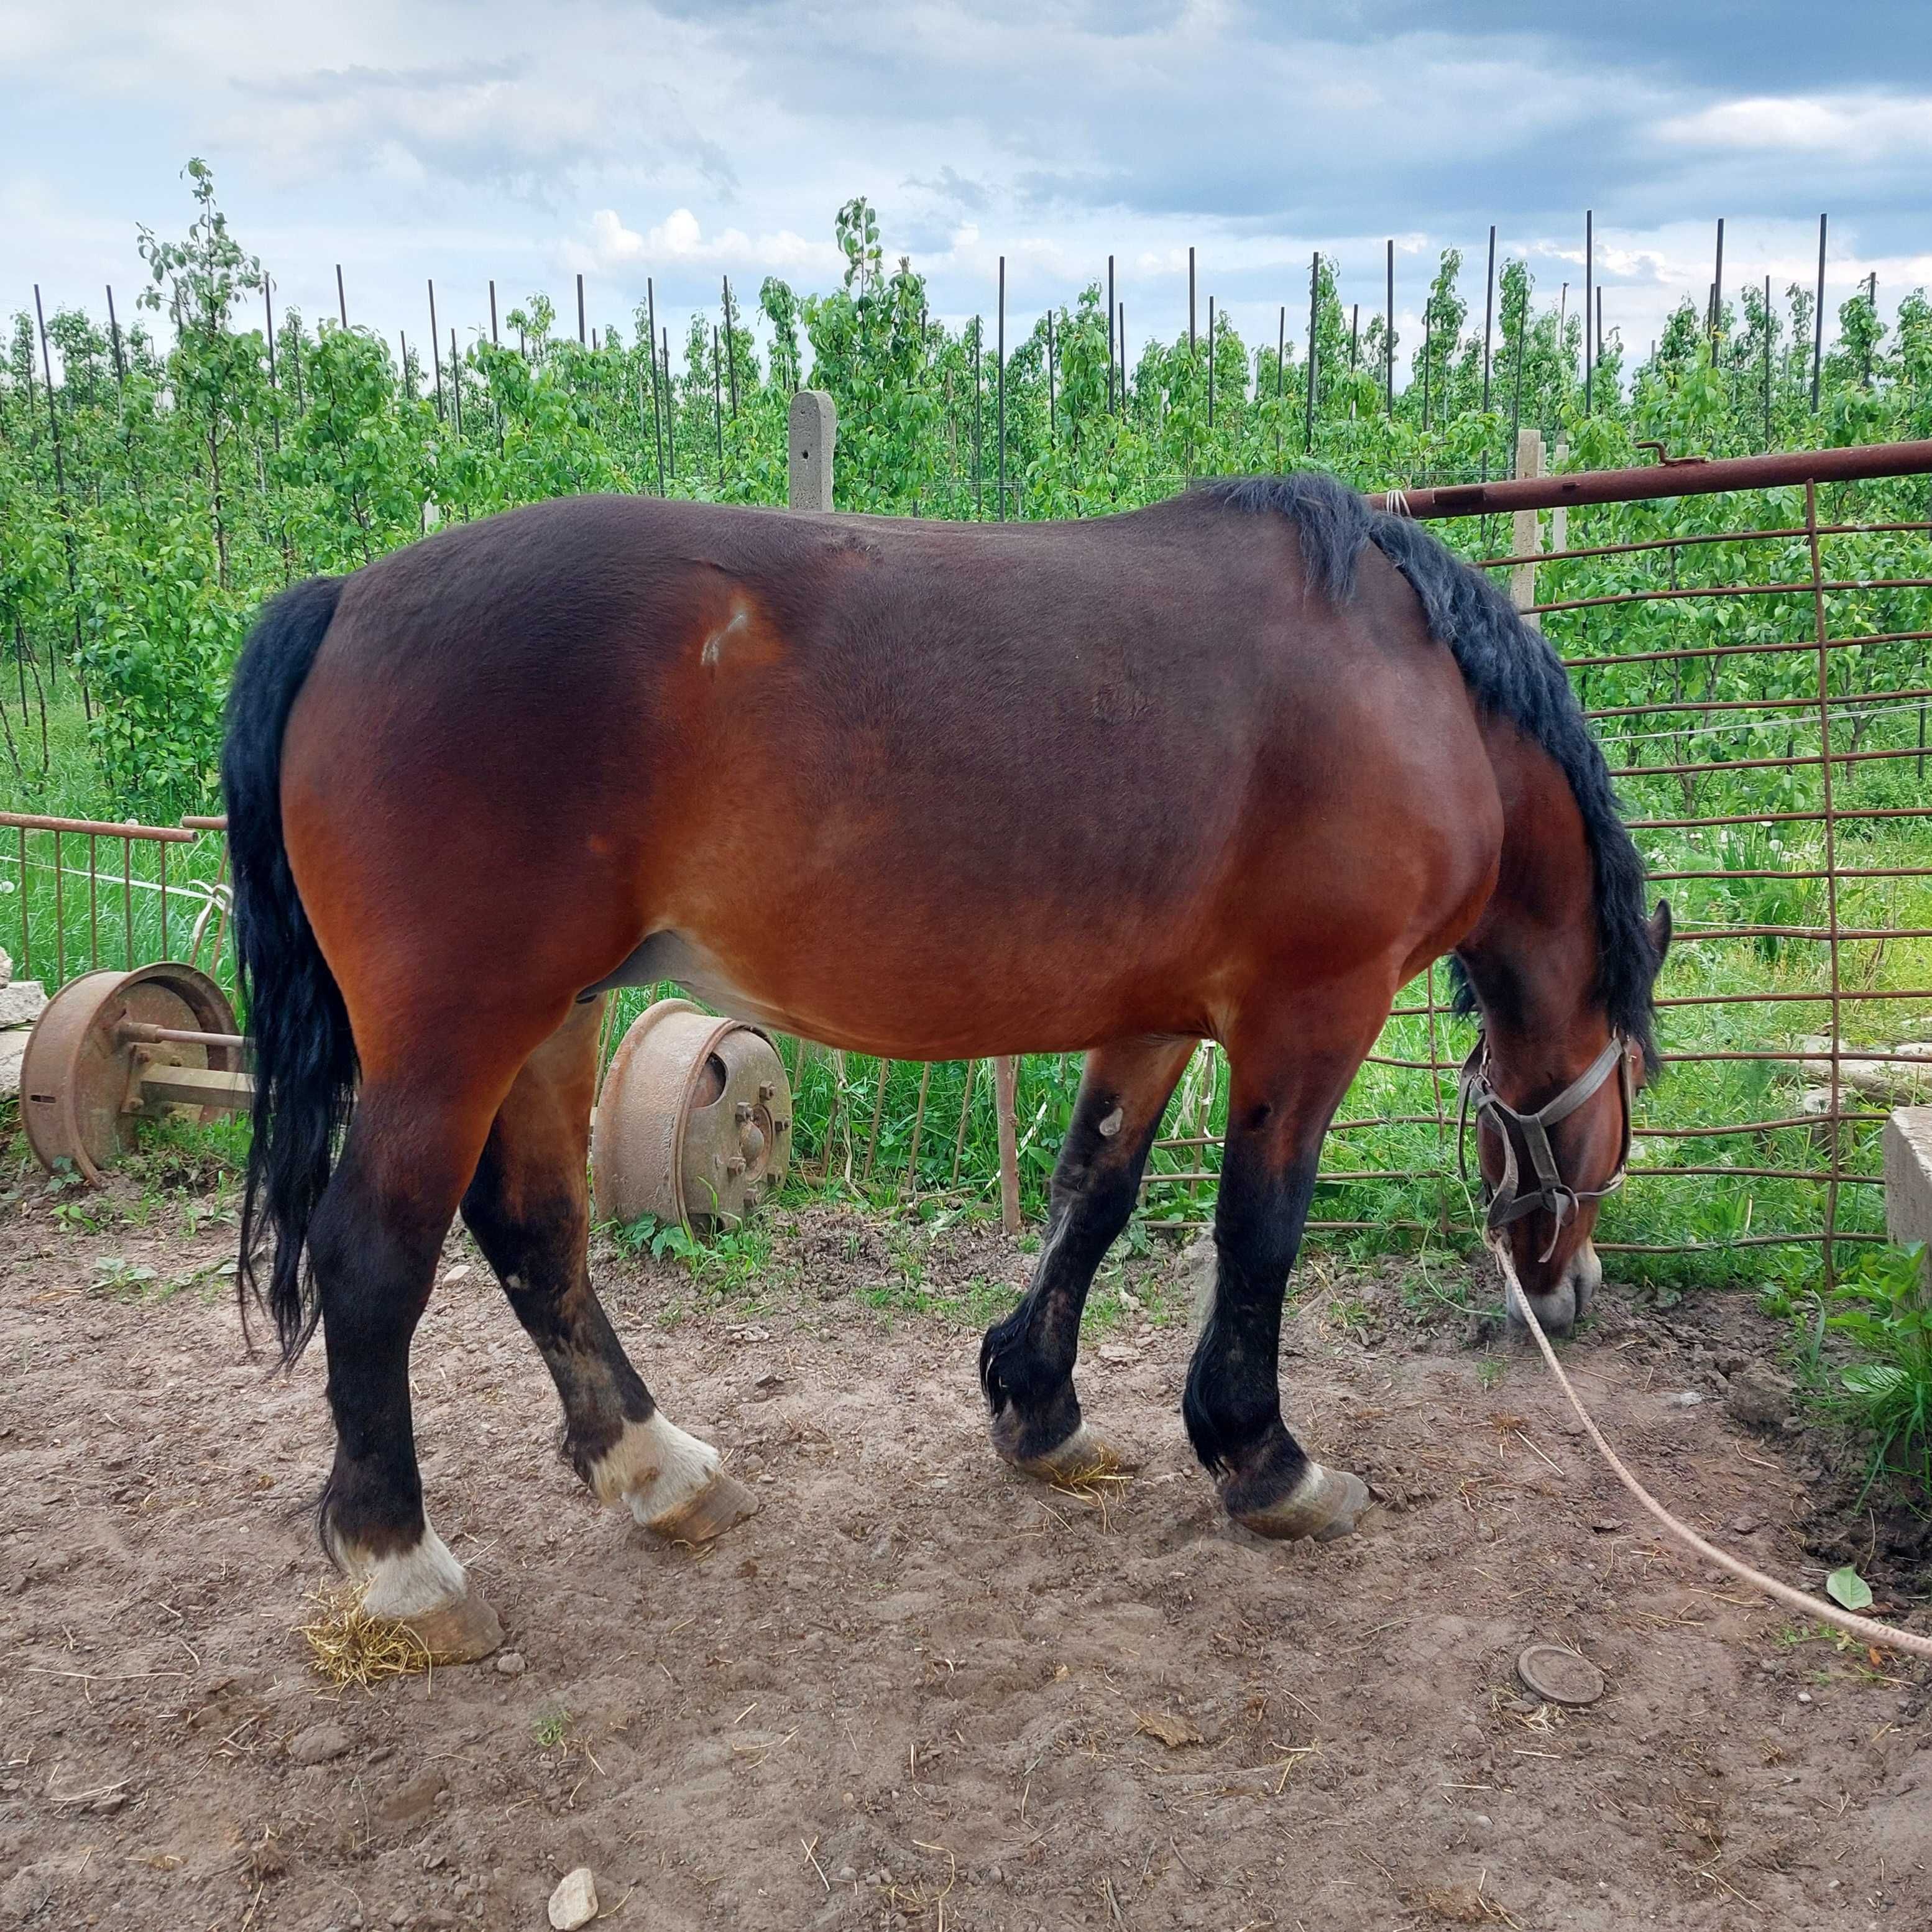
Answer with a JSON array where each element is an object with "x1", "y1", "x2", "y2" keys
[
  {"x1": 700, "y1": 609, "x2": 750, "y2": 669},
  {"x1": 329, "y1": 1514, "x2": 468, "y2": 1619},
  {"x1": 1097, "y1": 1106, "x2": 1125, "y2": 1138},
  {"x1": 587, "y1": 1410, "x2": 722, "y2": 1527}
]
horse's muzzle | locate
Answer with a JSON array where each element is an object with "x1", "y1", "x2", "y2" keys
[{"x1": 1504, "y1": 1240, "x2": 1601, "y2": 1338}]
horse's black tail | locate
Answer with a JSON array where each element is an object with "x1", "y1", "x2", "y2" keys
[{"x1": 220, "y1": 574, "x2": 354, "y2": 1364}]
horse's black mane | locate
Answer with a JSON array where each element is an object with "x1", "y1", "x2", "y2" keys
[{"x1": 1199, "y1": 472, "x2": 1660, "y2": 1070}]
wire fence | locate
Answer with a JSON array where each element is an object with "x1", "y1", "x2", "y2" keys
[{"x1": 6, "y1": 443, "x2": 1930, "y2": 1285}]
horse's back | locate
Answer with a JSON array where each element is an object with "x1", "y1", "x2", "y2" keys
[{"x1": 281, "y1": 492, "x2": 1501, "y2": 1055}]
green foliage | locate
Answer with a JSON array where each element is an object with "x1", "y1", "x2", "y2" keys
[
  {"x1": 1803, "y1": 1243, "x2": 1932, "y2": 1503},
  {"x1": 6, "y1": 168, "x2": 1932, "y2": 1294}
]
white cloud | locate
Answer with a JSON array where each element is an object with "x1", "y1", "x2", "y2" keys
[
  {"x1": 1660, "y1": 93, "x2": 1932, "y2": 157},
  {"x1": 568, "y1": 207, "x2": 841, "y2": 277}
]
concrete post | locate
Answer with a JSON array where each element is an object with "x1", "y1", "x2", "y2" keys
[
  {"x1": 1511, "y1": 429, "x2": 1544, "y2": 613},
  {"x1": 1551, "y1": 438, "x2": 1570, "y2": 556},
  {"x1": 1884, "y1": 1106, "x2": 1932, "y2": 1271},
  {"x1": 788, "y1": 389, "x2": 836, "y2": 512}
]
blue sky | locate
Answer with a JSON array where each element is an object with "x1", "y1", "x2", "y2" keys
[{"x1": 6, "y1": 1, "x2": 1929, "y2": 372}]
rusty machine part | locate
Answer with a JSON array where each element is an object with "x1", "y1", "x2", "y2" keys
[
  {"x1": 21, "y1": 962, "x2": 249, "y2": 1184},
  {"x1": 591, "y1": 999, "x2": 792, "y2": 1235}
]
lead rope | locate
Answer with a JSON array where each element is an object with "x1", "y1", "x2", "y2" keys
[{"x1": 1498, "y1": 1250, "x2": 1932, "y2": 1663}]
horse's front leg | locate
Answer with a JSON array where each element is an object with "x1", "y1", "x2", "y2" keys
[
  {"x1": 1183, "y1": 996, "x2": 1389, "y2": 1540},
  {"x1": 980, "y1": 1036, "x2": 1195, "y2": 1477}
]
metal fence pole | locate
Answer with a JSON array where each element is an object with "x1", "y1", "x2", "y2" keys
[
  {"x1": 994, "y1": 1054, "x2": 1021, "y2": 1235},
  {"x1": 996, "y1": 258, "x2": 1006, "y2": 522},
  {"x1": 1812, "y1": 213, "x2": 1828, "y2": 411},
  {"x1": 1304, "y1": 251, "x2": 1318, "y2": 454},
  {"x1": 1806, "y1": 481, "x2": 1844, "y2": 1286}
]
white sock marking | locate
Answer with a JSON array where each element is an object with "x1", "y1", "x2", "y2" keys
[
  {"x1": 332, "y1": 1515, "x2": 468, "y2": 1620},
  {"x1": 587, "y1": 1410, "x2": 722, "y2": 1525}
]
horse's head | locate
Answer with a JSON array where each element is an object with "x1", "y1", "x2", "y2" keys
[{"x1": 1461, "y1": 903, "x2": 1670, "y2": 1336}]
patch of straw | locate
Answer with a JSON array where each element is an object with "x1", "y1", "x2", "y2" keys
[
  {"x1": 297, "y1": 1583, "x2": 433, "y2": 1689},
  {"x1": 1047, "y1": 1449, "x2": 1134, "y2": 1528}
]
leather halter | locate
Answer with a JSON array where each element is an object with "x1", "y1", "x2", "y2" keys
[{"x1": 1457, "y1": 1036, "x2": 1634, "y2": 1264}]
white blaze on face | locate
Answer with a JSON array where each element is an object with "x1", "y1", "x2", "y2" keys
[{"x1": 586, "y1": 1410, "x2": 722, "y2": 1527}]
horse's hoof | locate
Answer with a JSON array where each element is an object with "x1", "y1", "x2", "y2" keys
[
  {"x1": 996, "y1": 1420, "x2": 1134, "y2": 1483},
  {"x1": 646, "y1": 1469, "x2": 759, "y2": 1544},
  {"x1": 401, "y1": 1588, "x2": 505, "y2": 1665},
  {"x1": 1230, "y1": 1462, "x2": 1369, "y2": 1543}
]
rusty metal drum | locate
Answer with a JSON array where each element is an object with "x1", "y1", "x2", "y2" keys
[
  {"x1": 591, "y1": 998, "x2": 792, "y2": 1233},
  {"x1": 20, "y1": 962, "x2": 244, "y2": 1184}
]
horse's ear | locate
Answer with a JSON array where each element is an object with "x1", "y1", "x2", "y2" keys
[{"x1": 1647, "y1": 898, "x2": 1673, "y2": 968}]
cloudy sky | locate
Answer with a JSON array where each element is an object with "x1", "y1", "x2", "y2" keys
[{"x1": 6, "y1": 0, "x2": 1930, "y2": 375}]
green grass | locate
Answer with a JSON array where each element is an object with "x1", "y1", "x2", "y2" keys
[{"x1": 1787, "y1": 1243, "x2": 1932, "y2": 1506}]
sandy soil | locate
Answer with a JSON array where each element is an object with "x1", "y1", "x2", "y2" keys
[{"x1": 2, "y1": 1162, "x2": 1928, "y2": 1932}]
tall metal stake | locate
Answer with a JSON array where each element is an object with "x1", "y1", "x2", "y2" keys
[
  {"x1": 1385, "y1": 238, "x2": 1394, "y2": 415},
  {"x1": 1583, "y1": 211, "x2": 1593, "y2": 413},
  {"x1": 996, "y1": 258, "x2": 1006, "y2": 522},
  {"x1": 1481, "y1": 226, "x2": 1497, "y2": 412},
  {"x1": 1304, "y1": 251, "x2": 1319, "y2": 454},
  {"x1": 1811, "y1": 213, "x2": 1828, "y2": 410},
  {"x1": 1711, "y1": 217, "x2": 1725, "y2": 356},
  {"x1": 428, "y1": 280, "x2": 443, "y2": 418}
]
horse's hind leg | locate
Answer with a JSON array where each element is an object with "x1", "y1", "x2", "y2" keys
[
  {"x1": 980, "y1": 1036, "x2": 1195, "y2": 1477},
  {"x1": 308, "y1": 1041, "x2": 540, "y2": 1663},
  {"x1": 460, "y1": 998, "x2": 755, "y2": 1543},
  {"x1": 1182, "y1": 996, "x2": 1389, "y2": 1542}
]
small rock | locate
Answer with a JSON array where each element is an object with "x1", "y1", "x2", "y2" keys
[
  {"x1": 439, "y1": 1264, "x2": 472, "y2": 1285},
  {"x1": 548, "y1": 1868, "x2": 598, "y2": 1931},
  {"x1": 1, "y1": 1867, "x2": 52, "y2": 1922},
  {"x1": 374, "y1": 1770, "x2": 446, "y2": 1829},
  {"x1": 1796, "y1": 1691, "x2": 1813, "y2": 1704},
  {"x1": 1729, "y1": 1514, "x2": 1763, "y2": 1536},
  {"x1": 389, "y1": 1909, "x2": 411, "y2": 1928},
  {"x1": 1590, "y1": 1519, "x2": 1622, "y2": 1534},
  {"x1": 1097, "y1": 1343, "x2": 1141, "y2": 1366},
  {"x1": 1470, "y1": 1814, "x2": 1493, "y2": 1829},
  {"x1": 290, "y1": 1721, "x2": 351, "y2": 1765},
  {"x1": 1724, "y1": 1363, "x2": 1793, "y2": 1432},
  {"x1": 1663, "y1": 1389, "x2": 1706, "y2": 1409},
  {"x1": 494, "y1": 1650, "x2": 526, "y2": 1677},
  {"x1": 0, "y1": 979, "x2": 47, "y2": 1028},
  {"x1": 837, "y1": 1868, "x2": 857, "y2": 1884}
]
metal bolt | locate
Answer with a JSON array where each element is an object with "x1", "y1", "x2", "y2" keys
[
  {"x1": 725, "y1": 1156, "x2": 746, "y2": 1177},
  {"x1": 758, "y1": 1081, "x2": 775, "y2": 1102},
  {"x1": 735, "y1": 1100, "x2": 753, "y2": 1125}
]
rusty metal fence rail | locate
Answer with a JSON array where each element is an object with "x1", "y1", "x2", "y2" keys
[
  {"x1": 1, "y1": 812, "x2": 231, "y2": 984},
  {"x1": 1152, "y1": 436, "x2": 1932, "y2": 1281}
]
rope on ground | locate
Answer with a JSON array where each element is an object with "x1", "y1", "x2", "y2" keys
[{"x1": 1500, "y1": 1252, "x2": 1932, "y2": 1663}]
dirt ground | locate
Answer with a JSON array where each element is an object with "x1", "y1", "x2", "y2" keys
[{"x1": 2, "y1": 1158, "x2": 1928, "y2": 1932}]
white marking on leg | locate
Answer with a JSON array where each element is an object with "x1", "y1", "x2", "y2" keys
[
  {"x1": 331, "y1": 1515, "x2": 468, "y2": 1619},
  {"x1": 586, "y1": 1411, "x2": 722, "y2": 1527},
  {"x1": 1097, "y1": 1106, "x2": 1124, "y2": 1138}
]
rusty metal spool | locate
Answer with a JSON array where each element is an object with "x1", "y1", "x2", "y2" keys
[
  {"x1": 591, "y1": 999, "x2": 792, "y2": 1235},
  {"x1": 20, "y1": 962, "x2": 246, "y2": 1184}
]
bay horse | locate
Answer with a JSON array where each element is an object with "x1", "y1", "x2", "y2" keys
[{"x1": 223, "y1": 472, "x2": 1669, "y2": 1662}]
